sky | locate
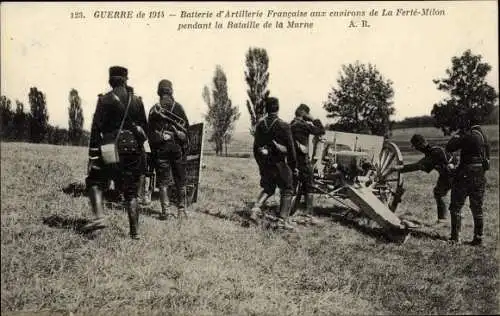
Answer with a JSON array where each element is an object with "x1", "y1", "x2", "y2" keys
[{"x1": 1, "y1": 1, "x2": 498, "y2": 133}]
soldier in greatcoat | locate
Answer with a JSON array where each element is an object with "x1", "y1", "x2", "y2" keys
[
  {"x1": 148, "y1": 79, "x2": 190, "y2": 219},
  {"x1": 446, "y1": 119, "x2": 490, "y2": 245},
  {"x1": 84, "y1": 66, "x2": 148, "y2": 239},
  {"x1": 250, "y1": 97, "x2": 298, "y2": 225},
  {"x1": 290, "y1": 104, "x2": 325, "y2": 216}
]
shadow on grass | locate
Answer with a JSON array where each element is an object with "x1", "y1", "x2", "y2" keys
[
  {"x1": 230, "y1": 201, "x2": 280, "y2": 226},
  {"x1": 61, "y1": 181, "x2": 87, "y2": 197},
  {"x1": 312, "y1": 205, "x2": 448, "y2": 242},
  {"x1": 61, "y1": 182, "x2": 123, "y2": 203},
  {"x1": 42, "y1": 214, "x2": 100, "y2": 239}
]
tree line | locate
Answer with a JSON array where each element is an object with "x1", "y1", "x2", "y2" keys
[
  {"x1": 2, "y1": 48, "x2": 497, "y2": 151},
  {"x1": 0, "y1": 88, "x2": 87, "y2": 146},
  {"x1": 204, "y1": 48, "x2": 498, "y2": 154}
]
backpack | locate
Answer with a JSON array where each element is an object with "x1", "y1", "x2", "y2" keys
[{"x1": 472, "y1": 128, "x2": 490, "y2": 171}]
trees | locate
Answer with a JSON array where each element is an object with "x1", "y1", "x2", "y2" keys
[
  {"x1": 13, "y1": 100, "x2": 30, "y2": 141},
  {"x1": 323, "y1": 62, "x2": 395, "y2": 136},
  {"x1": 68, "y1": 89, "x2": 84, "y2": 145},
  {"x1": 431, "y1": 49, "x2": 498, "y2": 135},
  {"x1": 203, "y1": 65, "x2": 241, "y2": 156},
  {"x1": 0, "y1": 95, "x2": 14, "y2": 139},
  {"x1": 392, "y1": 115, "x2": 435, "y2": 129},
  {"x1": 29, "y1": 87, "x2": 49, "y2": 143},
  {"x1": 244, "y1": 47, "x2": 270, "y2": 134}
]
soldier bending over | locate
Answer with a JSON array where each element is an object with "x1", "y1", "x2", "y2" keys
[{"x1": 394, "y1": 134, "x2": 456, "y2": 223}]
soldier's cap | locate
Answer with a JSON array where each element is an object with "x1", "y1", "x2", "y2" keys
[
  {"x1": 157, "y1": 79, "x2": 173, "y2": 96},
  {"x1": 265, "y1": 97, "x2": 279, "y2": 113},
  {"x1": 295, "y1": 103, "x2": 310, "y2": 116},
  {"x1": 109, "y1": 66, "x2": 128, "y2": 79},
  {"x1": 410, "y1": 134, "x2": 427, "y2": 147}
]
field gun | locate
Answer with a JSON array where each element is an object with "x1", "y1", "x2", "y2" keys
[{"x1": 297, "y1": 131, "x2": 409, "y2": 242}]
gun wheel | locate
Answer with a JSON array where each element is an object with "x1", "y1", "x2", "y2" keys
[{"x1": 373, "y1": 141, "x2": 405, "y2": 211}]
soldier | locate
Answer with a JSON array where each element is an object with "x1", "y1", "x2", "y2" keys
[
  {"x1": 148, "y1": 79, "x2": 190, "y2": 220},
  {"x1": 446, "y1": 120, "x2": 490, "y2": 245},
  {"x1": 290, "y1": 104, "x2": 325, "y2": 216},
  {"x1": 83, "y1": 66, "x2": 148, "y2": 239},
  {"x1": 250, "y1": 97, "x2": 298, "y2": 224},
  {"x1": 395, "y1": 134, "x2": 456, "y2": 223}
]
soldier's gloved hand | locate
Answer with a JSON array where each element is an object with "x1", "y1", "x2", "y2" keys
[
  {"x1": 172, "y1": 126, "x2": 187, "y2": 141},
  {"x1": 303, "y1": 113, "x2": 314, "y2": 121}
]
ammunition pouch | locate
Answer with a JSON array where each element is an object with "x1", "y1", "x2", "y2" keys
[
  {"x1": 117, "y1": 130, "x2": 140, "y2": 154},
  {"x1": 100, "y1": 130, "x2": 141, "y2": 164}
]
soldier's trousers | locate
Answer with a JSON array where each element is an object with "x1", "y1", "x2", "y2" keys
[
  {"x1": 449, "y1": 165, "x2": 486, "y2": 239},
  {"x1": 86, "y1": 153, "x2": 144, "y2": 199},
  {"x1": 152, "y1": 147, "x2": 186, "y2": 206},
  {"x1": 258, "y1": 160, "x2": 294, "y2": 197},
  {"x1": 433, "y1": 174, "x2": 452, "y2": 220},
  {"x1": 296, "y1": 153, "x2": 313, "y2": 197}
]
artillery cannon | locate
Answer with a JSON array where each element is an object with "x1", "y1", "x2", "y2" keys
[{"x1": 294, "y1": 131, "x2": 408, "y2": 241}]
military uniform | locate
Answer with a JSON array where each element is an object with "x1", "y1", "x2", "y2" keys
[
  {"x1": 85, "y1": 66, "x2": 148, "y2": 239},
  {"x1": 290, "y1": 107, "x2": 325, "y2": 215},
  {"x1": 253, "y1": 97, "x2": 297, "y2": 221},
  {"x1": 148, "y1": 79, "x2": 190, "y2": 219},
  {"x1": 401, "y1": 143, "x2": 455, "y2": 221},
  {"x1": 446, "y1": 125, "x2": 490, "y2": 245}
]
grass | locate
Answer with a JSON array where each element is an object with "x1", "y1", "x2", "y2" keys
[{"x1": 1, "y1": 141, "x2": 499, "y2": 315}]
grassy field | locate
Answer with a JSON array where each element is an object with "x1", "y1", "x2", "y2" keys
[
  {"x1": 207, "y1": 124, "x2": 499, "y2": 156},
  {"x1": 1, "y1": 142, "x2": 499, "y2": 315}
]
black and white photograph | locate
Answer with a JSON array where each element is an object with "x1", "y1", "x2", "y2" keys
[{"x1": 1, "y1": 1, "x2": 498, "y2": 315}]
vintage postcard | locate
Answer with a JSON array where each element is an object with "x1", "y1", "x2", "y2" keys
[{"x1": 1, "y1": 1, "x2": 498, "y2": 315}]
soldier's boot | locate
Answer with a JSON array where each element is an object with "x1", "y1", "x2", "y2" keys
[
  {"x1": 137, "y1": 175, "x2": 151, "y2": 207},
  {"x1": 177, "y1": 187, "x2": 188, "y2": 219},
  {"x1": 471, "y1": 213, "x2": 483, "y2": 246},
  {"x1": 450, "y1": 211, "x2": 461, "y2": 243},
  {"x1": 250, "y1": 191, "x2": 269, "y2": 221},
  {"x1": 143, "y1": 177, "x2": 152, "y2": 205},
  {"x1": 279, "y1": 195, "x2": 290, "y2": 218},
  {"x1": 159, "y1": 186, "x2": 170, "y2": 220},
  {"x1": 279, "y1": 194, "x2": 295, "y2": 229},
  {"x1": 127, "y1": 198, "x2": 140, "y2": 240},
  {"x1": 389, "y1": 186, "x2": 405, "y2": 213},
  {"x1": 436, "y1": 197, "x2": 448, "y2": 223},
  {"x1": 82, "y1": 185, "x2": 107, "y2": 232},
  {"x1": 305, "y1": 194, "x2": 314, "y2": 217}
]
